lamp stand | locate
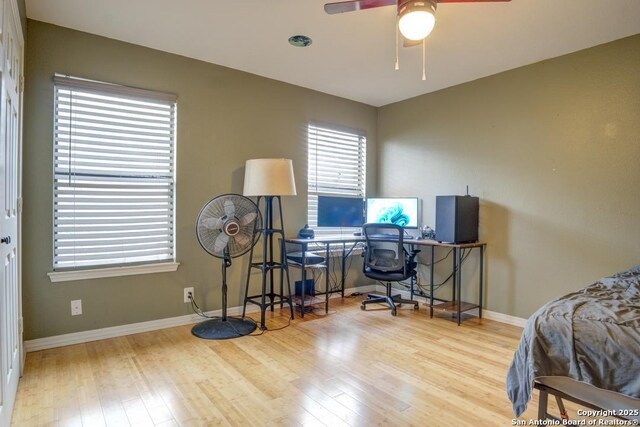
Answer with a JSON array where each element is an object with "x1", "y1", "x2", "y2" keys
[{"x1": 242, "y1": 195, "x2": 295, "y2": 330}]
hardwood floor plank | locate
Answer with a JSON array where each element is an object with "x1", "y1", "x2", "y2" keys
[{"x1": 14, "y1": 297, "x2": 551, "y2": 426}]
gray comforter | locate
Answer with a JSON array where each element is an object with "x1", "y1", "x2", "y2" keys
[{"x1": 506, "y1": 265, "x2": 640, "y2": 417}]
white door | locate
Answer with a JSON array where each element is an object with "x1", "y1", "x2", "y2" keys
[{"x1": 0, "y1": 0, "x2": 22, "y2": 424}]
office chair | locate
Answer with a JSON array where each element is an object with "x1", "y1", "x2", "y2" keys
[{"x1": 361, "y1": 223, "x2": 420, "y2": 316}]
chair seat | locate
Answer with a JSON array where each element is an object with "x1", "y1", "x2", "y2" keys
[{"x1": 363, "y1": 267, "x2": 407, "y2": 281}]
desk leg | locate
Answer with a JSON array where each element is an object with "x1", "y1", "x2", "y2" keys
[
  {"x1": 456, "y1": 248, "x2": 462, "y2": 326},
  {"x1": 341, "y1": 242, "x2": 347, "y2": 297},
  {"x1": 430, "y1": 246, "x2": 435, "y2": 318},
  {"x1": 281, "y1": 239, "x2": 294, "y2": 321},
  {"x1": 452, "y1": 248, "x2": 457, "y2": 302},
  {"x1": 325, "y1": 245, "x2": 330, "y2": 313},
  {"x1": 410, "y1": 243, "x2": 415, "y2": 301},
  {"x1": 479, "y1": 245, "x2": 484, "y2": 319},
  {"x1": 300, "y1": 243, "x2": 307, "y2": 318}
]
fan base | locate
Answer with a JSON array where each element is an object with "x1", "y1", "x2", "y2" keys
[{"x1": 191, "y1": 317, "x2": 257, "y2": 340}]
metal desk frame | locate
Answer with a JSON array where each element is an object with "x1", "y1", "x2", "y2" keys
[
  {"x1": 419, "y1": 241, "x2": 486, "y2": 325},
  {"x1": 283, "y1": 236, "x2": 486, "y2": 325},
  {"x1": 282, "y1": 236, "x2": 363, "y2": 315}
]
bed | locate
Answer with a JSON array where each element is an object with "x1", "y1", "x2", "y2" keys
[{"x1": 506, "y1": 265, "x2": 640, "y2": 422}]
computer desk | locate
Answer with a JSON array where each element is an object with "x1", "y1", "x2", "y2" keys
[
  {"x1": 283, "y1": 236, "x2": 486, "y2": 325},
  {"x1": 282, "y1": 236, "x2": 362, "y2": 316}
]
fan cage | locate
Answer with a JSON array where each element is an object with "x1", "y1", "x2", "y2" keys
[{"x1": 196, "y1": 194, "x2": 262, "y2": 259}]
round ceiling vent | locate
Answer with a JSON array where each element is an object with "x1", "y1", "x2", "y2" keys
[{"x1": 288, "y1": 35, "x2": 312, "y2": 47}]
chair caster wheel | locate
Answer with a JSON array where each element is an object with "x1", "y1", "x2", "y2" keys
[
  {"x1": 414, "y1": 304, "x2": 419, "y2": 310},
  {"x1": 360, "y1": 304, "x2": 366, "y2": 310},
  {"x1": 391, "y1": 309, "x2": 397, "y2": 316}
]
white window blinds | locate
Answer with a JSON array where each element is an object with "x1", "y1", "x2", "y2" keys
[
  {"x1": 308, "y1": 124, "x2": 366, "y2": 236},
  {"x1": 53, "y1": 75, "x2": 177, "y2": 270}
]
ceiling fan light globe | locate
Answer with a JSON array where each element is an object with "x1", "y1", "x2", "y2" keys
[{"x1": 399, "y1": 10, "x2": 435, "y2": 41}]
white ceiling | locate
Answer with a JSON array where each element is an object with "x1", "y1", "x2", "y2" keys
[{"x1": 26, "y1": 0, "x2": 640, "y2": 107}]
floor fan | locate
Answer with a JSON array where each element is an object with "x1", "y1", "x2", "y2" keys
[{"x1": 193, "y1": 194, "x2": 262, "y2": 339}]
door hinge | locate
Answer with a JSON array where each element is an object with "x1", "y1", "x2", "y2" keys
[
  {"x1": 19, "y1": 75, "x2": 24, "y2": 93},
  {"x1": 18, "y1": 317, "x2": 23, "y2": 334},
  {"x1": 17, "y1": 197, "x2": 22, "y2": 213}
]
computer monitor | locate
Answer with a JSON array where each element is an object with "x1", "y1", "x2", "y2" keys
[
  {"x1": 317, "y1": 196, "x2": 364, "y2": 227},
  {"x1": 366, "y1": 197, "x2": 419, "y2": 229}
]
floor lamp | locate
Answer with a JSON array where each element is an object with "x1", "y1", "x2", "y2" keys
[{"x1": 242, "y1": 158, "x2": 296, "y2": 330}]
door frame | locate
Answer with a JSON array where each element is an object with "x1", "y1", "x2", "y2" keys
[{"x1": 13, "y1": 0, "x2": 23, "y2": 373}]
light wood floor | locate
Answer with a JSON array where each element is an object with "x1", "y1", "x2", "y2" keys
[{"x1": 13, "y1": 297, "x2": 553, "y2": 426}]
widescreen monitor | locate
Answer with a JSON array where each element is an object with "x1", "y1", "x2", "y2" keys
[
  {"x1": 317, "y1": 196, "x2": 364, "y2": 228},
  {"x1": 366, "y1": 197, "x2": 419, "y2": 229}
]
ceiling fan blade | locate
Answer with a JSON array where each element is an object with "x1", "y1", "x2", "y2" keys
[
  {"x1": 202, "y1": 217, "x2": 223, "y2": 230},
  {"x1": 239, "y1": 212, "x2": 258, "y2": 226},
  {"x1": 436, "y1": 0, "x2": 511, "y2": 2},
  {"x1": 224, "y1": 200, "x2": 235, "y2": 218},
  {"x1": 324, "y1": 0, "x2": 396, "y2": 14},
  {"x1": 234, "y1": 233, "x2": 250, "y2": 247},
  {"x1": 403, "y1": 37, "x2": 422, "y2": 48},
  {"x1": 213, "y1": 233, "x2": 230, "y2": 254}
]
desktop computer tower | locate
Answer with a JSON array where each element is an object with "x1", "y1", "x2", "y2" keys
[
  {"x1": 435, "y1": 195, "x2": 479, "y2": 243},
  {"x1": 295, "y1": 279, "x2": 315, "y2": 297}
]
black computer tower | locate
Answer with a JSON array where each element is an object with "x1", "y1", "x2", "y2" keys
[
  {"x1": 435, "y1": 195, "x2": 479, "y2": 243},
  {"x1": 295, "y1": 279, "x2": 315, "y2": 297}
]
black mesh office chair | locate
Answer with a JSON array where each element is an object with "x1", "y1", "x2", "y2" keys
[{"x1": 361, "y1": 223, "x2": 420, "y2": 316}]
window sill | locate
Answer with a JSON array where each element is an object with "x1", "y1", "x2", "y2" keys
[{"x1": 48, "y1": 262, "x2": 180, "y2": 283}]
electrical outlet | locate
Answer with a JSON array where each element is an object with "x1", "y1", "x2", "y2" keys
[
  {"x1": 184, "y1": 287, "x2": 194, "y2": 303},
  {"x1": 71, "y1": 299, "x2": 82, "y2": 316}
]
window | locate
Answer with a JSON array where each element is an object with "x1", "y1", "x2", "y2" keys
[
  {"x1": 52, "y1": 75, "x2": 177, "y2": 271},
  {"x1": 307, "y1": 123, "x2": 366, "y2": 236}
]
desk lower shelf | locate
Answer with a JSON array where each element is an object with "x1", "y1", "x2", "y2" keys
[
  {"x1": 292, "y1": 295, "x2": 328, "y2": 313},
  {"x1": 292, "y1": 294, "x2": 326, "y2": 304},
  {"x1": 432, "y1": 301, "x2": 479, "y2": 315}
]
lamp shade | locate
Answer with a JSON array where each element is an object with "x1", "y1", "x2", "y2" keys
[{"x1": 243, "y1": 158, "x2": 297, "y2": 197}]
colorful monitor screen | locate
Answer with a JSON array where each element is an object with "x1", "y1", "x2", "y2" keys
[
  {"x1": 317, "y1": 196, "x2": 364, "y2": 228},
  {"x1": 366, "y1": 197, "x2": 419, "y2": 229}
]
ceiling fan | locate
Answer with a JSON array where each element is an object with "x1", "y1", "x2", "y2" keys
[{"x1": 324, "y1": 0, "x2": 512, "y2": 78}]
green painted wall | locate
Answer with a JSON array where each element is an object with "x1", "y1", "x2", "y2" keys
[
  {"x1": 23, "y1": 20, "x2": 377, "y2": 340},
  {"x1": 377, "y1": 35, "x2": 640, "y2": 319},
  {"x1": 23, "y1": 17, "x2": 640, "y2": 338}
]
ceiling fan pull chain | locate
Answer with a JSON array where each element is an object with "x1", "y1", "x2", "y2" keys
[
  {"x1": 422, "y1": 38, "x2": 426, "y2": 81},
  {"x1": 395, "y1": 17, "x2": 400, "y2": 70}
]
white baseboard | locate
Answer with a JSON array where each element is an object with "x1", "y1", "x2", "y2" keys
[
  {"x1": 345, "y1": 284, "x2": 377, "y2": 294},
  {"x1": 481, "y1": 310, "x2": 527, "y2": 328},
  {"x1": 25, "y1": 304, "x2": 260, "y2": 352},
  {"x1": 25, "y1": 285, "x2": 524, "y2": 352},
  {"x1": 25, "y1": 287, "x2": 372, "y2": 352}
]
